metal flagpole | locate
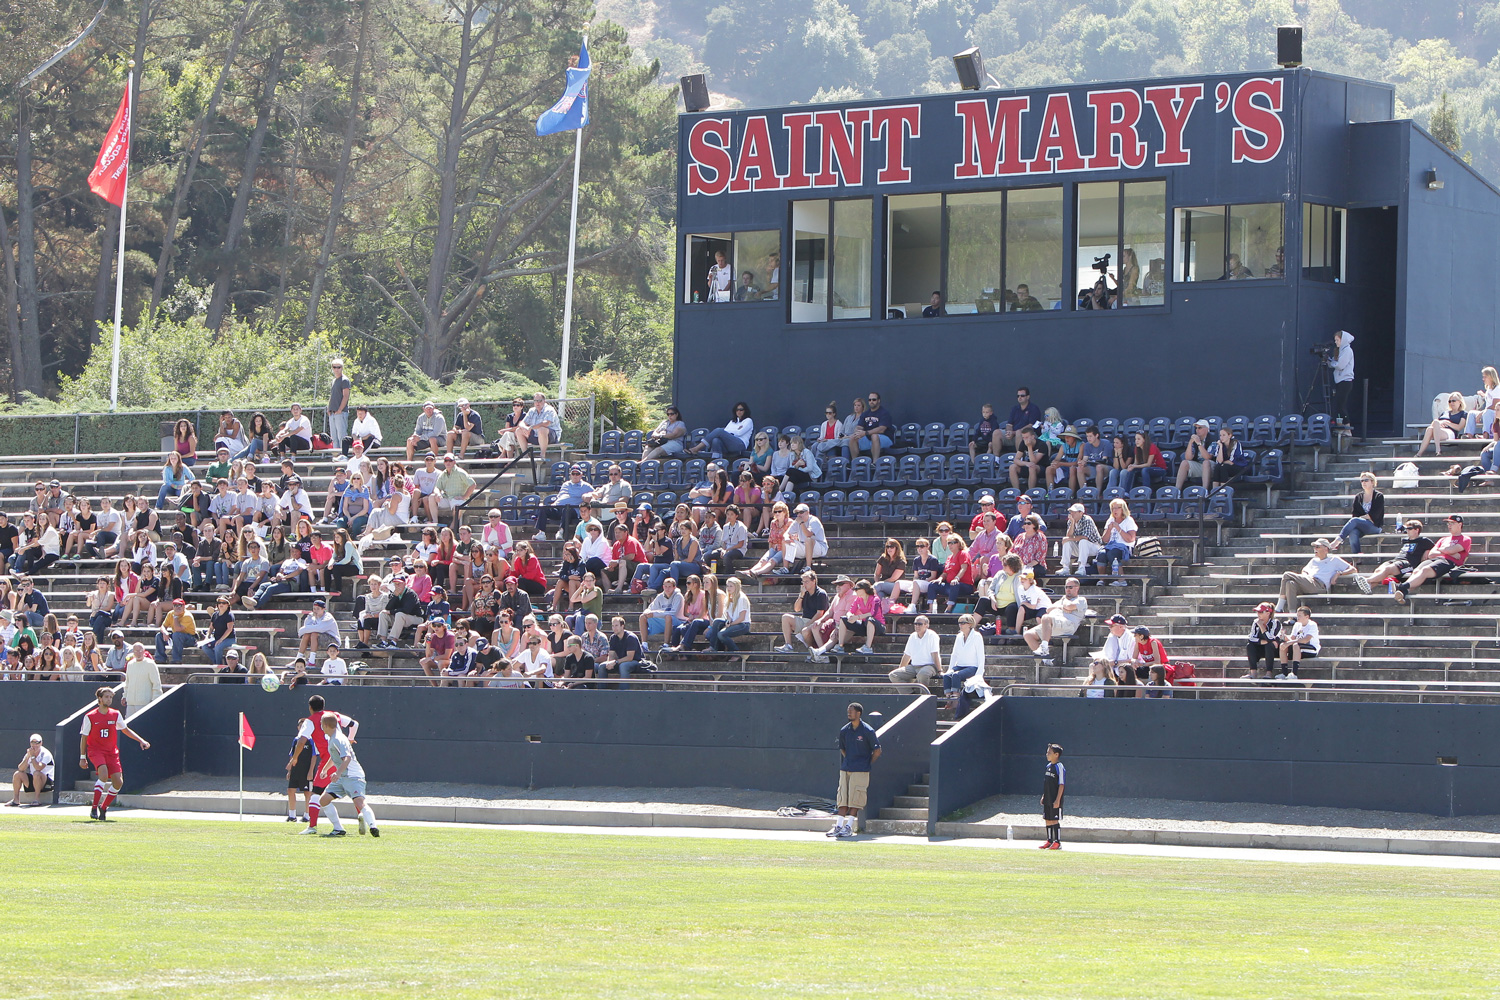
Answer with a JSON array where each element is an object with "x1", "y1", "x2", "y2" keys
[
  {"x1": 556, "y1": 41, "x2": 586, "y2": 402},
  {"x1": 108, "y1": 62, "x2": 134, "y2": 413}
]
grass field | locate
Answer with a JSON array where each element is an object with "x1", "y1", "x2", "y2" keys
[{"x1": 2, "y1": 812, "x2": 1498, "y2": 999}]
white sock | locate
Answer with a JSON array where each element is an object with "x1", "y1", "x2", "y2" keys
[
  {"x1": 288, "y1": 808, "x2": 296, "y2": 818},
  {"x1": 326, "y1": 803, "x2": 345, "y2": 832},
  {"x1": 360, "y1": 805, "x2": 377, "y2": 828}
]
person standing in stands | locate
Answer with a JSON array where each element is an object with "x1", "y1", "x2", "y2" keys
[
  {"x1": 326, "y1": 359, "x2": 351, "y2": 451},
  {"x1": 1040, "y1": 743, "x2": 1065, "y2": 849},
  {"x1": 830, "y1": 702, "x2": 881, "y2": 839}
]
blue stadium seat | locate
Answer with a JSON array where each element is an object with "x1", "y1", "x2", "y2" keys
[
  {"x1": 599, "y1": 429, "x2": 621, "y2": 455},
  {"x1": 548, "y1": 461, "x2": 572, "y2": 487},
  {"x1": 758, "y1": 425, "x2": 778, "y2": 443},
  {"x1": 897, "y1": 454, "x2": 926, "y2": 488},
  {"x1": 895, "y1": 423, "x2": 922, "y2": 453},
  {"x1": 1300, "y1": 413, "x2": 1332, "y2": 446},
  {"x1": 946, "y1": 488, "x2": 972, "y2": 519},
  {"x1": 617, "y1": 459, "x2": 638, "y2": 483},
  {"x1": 798, "y1": 491, "x2": 822, "y2": 517},
  {"x1": 870, "y1": 489, "x2": 896, "y2": 519},
  {"x1": 1277, "y1": 414, "x2": 1303, "y2": 446},
  {"x1": 823, "y1": 455, "x2": 849, "y2": 485},
  {"x1": 1147, "y1": 417, "x2": 1172, "y2": 446},
  {"x1": 655, "y1": 491, "x2": 678, "y2": 510},
  {"x1": 1072, "y1": 417, "x2": 1095, "y2": 435},
  {"x1": 1151, "y1": 485, "x2": 1180, "y2": 518},
  {"x1": 780, "y1": 425, "x2": 802, "y2": 441},
  {"x1": 945, "y1": 422, "x2": 971, "y2": 453},
  {"x1": 1159, "y1": 450, "x2": 1177, "y2": 478},
  {"x1": 1096, "y1": 418, "x2": 1120, "y2": 441},
  {"x1": 730, "y1": 457, "x2": 752, "y2": 481},
  {"x1": 1169, "y1": 416, "x2": 1197, "y2": 446},
  {"x1": 497, "y1": 494, "x2": 520, "y2": 523},
  {"x1": 1074, "y1": 486, "x2": 1100, "y2": 515},
  {"x1": 518, "y1": 494, "x2": 542, "y2": 522},
  {"x1": 688, "y1": 427, "x2": 709, "y2": 449},
  {"x1": 590, "y1": 463, "x2": 612, "y2": 486},
  {"x1": 1045, "y1": 487, "x2": 1074, "y2": 517},
  {"x1": 1201, "y1": 415, "x2": 1223, "y2": 436},
  {"x1": 1101, "y1": 488, "x2": 1128, "y2": 508},
  {"x1": 821, "y1": 490, "x2": 849, "y2": 522},
  {"x1": 1250, "y1": 414, "x2": 1279, "y2": 446},
  {"x1": 1225, "y1": 415, "x2": 1250, "y2": 439},
  {"x1": 632, "y1": 491, "x2": 654, "y2": 511},
  {"x1": 636, "y1": 459, "x2": 661, "y2": 487},
  {"x1": 661, "y1": 459, "x2": 685, "y2": 487},
  {"x1": 846, "y1": 489, "x2": 871, "y2": 520},
  {"x1": 919, "y1": 488, "x2": 947, "y2": 519},
  {"x1": 921, "y1": 422, "x2": 947, "y2": 452},
  {"x1": 1207, "y1": 486, "x2": 1235, "y2": 519},
  {"x1": 849, "y1": 456, "x2": 875, "y2": 486},
  {"x1": 1178, "y1": 486, "x2": 1207, "y2": 518},
  {"x1": 684, "y1": 458, "x2": 708, "y2": 483},
  {"x1": 1127, "y1": 486, "x2": 1154, "y2": 507},
  {"x1": 873, "y1": 455, "x2": 897, "y2": 485},
  {"x1": 922, "y1": 453, "x2": 950, "y2": 487},
  {"x1": 1025, "y1": 487, "x2": 1049, "y2": 510},
  {"x1": 622, "y1": 430, "x2": 644, "y2": 455},
  {"x1": 894, "y1": 488, "x2": 921, "y2": 518},
  {"x1": 948, "y1": 453, "x2": 975, "y2": 486},
  {"x1": 1121, "y1": 417, "x2": 1147, "y2": 440}
]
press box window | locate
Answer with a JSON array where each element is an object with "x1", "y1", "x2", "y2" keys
[
  {"x1": 1302, "y1": 204, "x2": 1345, "y2": 282},
  {"x1": 792, "y1": 199, "x2": 871, "y2": 322},
  {"x1": 684, "y1": 230, "x2": 781, "y2": 303},
  {"x1": 1174, "y1": 204, "x2": 1284, "y2": 282},
  {"x1": 1075, "y1": 180, "x2": 1166, "y2": 309}
]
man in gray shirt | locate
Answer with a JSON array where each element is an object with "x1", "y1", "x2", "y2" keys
[
  {"x1": 586, "y1": 465, "x2": 634, "y2": 522},
  {"x1": 406, "y1": 401, "x2": 448, "y2": 461},
  {"x1": 327, "y1": 359, "x2": 351, "y2": 450},
  {"x1": 637, "y1": 576, "x2": 683, "y2": 653}
]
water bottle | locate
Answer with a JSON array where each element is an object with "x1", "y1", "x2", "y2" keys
[
  {"x1": 1006, "y1": 825, "x2": 1014, "y2": 841},
  {"x1": 1394, "y1": 514, "x2": 1404, "y2": 532},
  {"x1": 1111, "y1": 557, "x2": 1121, "y2": 576},
  {"x1": 1387, "y1": 580, "x2": 1396, "y2": 595},
  {"x1": 692, "y1": 290, "x2": 701, "y2": 303}
]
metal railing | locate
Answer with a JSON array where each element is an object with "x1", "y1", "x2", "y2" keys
[
  {"x1": 183, "y1": 671, "x2": 926, "y2": 695},
  {"x1": 1001, "y1": 677, "x2": 1500, "y2": 704}
]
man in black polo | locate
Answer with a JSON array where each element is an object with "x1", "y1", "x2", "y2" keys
[{"x1": 831, "y1": 702, "x2": 881, "y2": 839}]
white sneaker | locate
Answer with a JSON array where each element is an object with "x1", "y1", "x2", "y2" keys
[
  {"x1": 1355, "y1": 574, "x2": 1372, "y2": 595},
  {"x1": 1037, "y1": 642, "x2": 1050, "y2": 658},
  {"x1": 1287, "y1": 671, "x2": 1300, "y2": 682},
  {"x1": 856, "y1": 645, "x2": 874, "y2": 655},
  {"x1": 826, "y1": 823, "x2": 841, "y2": 837},
  {"x1": 773, "y1": 643, "x2": 795, "y2": 653}
]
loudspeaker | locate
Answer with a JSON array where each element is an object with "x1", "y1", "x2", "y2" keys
[
  {"x1": 680, "y1": 74, "x2": 710, "y2": 113},
  {"x1": 1277, "y1": 25, "x2": 1302, "y2": 68},
  {"x1": 952, "y1": 47, "x2": 984, "y2": 92}
]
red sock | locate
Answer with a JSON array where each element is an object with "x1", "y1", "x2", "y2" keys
[
  {"x1": 92, "y1": 784, "x2": 103, "y2": 809},
  {"x1": 100, "y1": 791, "x2": 117, "y2": 810},
  {"x1": 308, "y1": 803, "x2": 320, "y2": 828}
]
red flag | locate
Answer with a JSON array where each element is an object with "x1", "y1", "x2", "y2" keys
[
  {"x1": 238, "y1": 712, "x2": 256, "y2": 751},
  {"x1": 88, "y1": 85, "x2": 131, "y2": 206}
]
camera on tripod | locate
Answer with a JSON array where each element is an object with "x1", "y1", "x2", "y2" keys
[
  {"x1": 1092, "y1": 253, "x2": 1112, "y2": 274},
  {"x1": 1310, "y1": 341, "x2": 1336, "y2": 360}
]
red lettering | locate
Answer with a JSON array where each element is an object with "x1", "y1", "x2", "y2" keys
[
  {"x1": 782, "y1": 112, "x2": 815, "y2": 189},
  {"x1": 812, "y1": 109, "x2": 871, "y2": 187},
  {"x1": 686, "y1": 118, "x2": 732, "y2": 196},
  {"x1": 869, "y1": 105, "x2": 920, "y2": 184},
  {"x1": 729, "y1": 115, "x2": 783, "y2": 192},
  {"x1": 954, "y1": 97, "x2": 1030, "y2": 179},
  {"x1": 1231, "y1": 78, "x2": 1284, "y2": 164},
  {"x1": 1144, "y1": 84, "x2": 1204, "y2": 167},
  {"x1": 1085, "y1": 89, "x2": 1147, "y2": 170},
  {"x1": 1027, "y1": 93, "x2": 1087, "y2": 174}
]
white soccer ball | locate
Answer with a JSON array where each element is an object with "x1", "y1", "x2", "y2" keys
[{"x1": 260, "y1": 672, "x2": 281, "y2": 693}]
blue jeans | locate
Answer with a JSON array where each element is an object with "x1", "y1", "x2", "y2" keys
[
  {"x1": 943, "y1": 664, "x2": 979, "y2": 694},
  {"x1": 156, "y1": 483, "x2": 182, "y2": 509},
  {"x1": 1119, "y1": 466, "x2": 1165, "y2": 491},
  {"x1": 192, "y1": 560, "x2": 229, "y2": 590},
  {"x1": 706, "y1": 619, "x2": 750, "y2": 651},
  {"x1": 702, "y1": 429, "x2": 747, "y2": 459},
  {"x1": 1337, "y1": 518, "x2": 1381, "y2": 553},
  {"x1": 641, "y1": 563, "x2": 673, "y2": 590},
  {"x1": 155, "y1": 631, "x2": 192, "y2": 663},
  {"x1": 676, "y1": 618, "x2": 712, "y2": 649},
  {"x1": 253, "y1": 579, "x2": 294, "y2": 605},
  {"x1": 233, "y1": 438, "x2": 266, "y2": 461},
  {"x1": 1099, "y1": 541, "x2": 1132, "y2": 572},
  {"x1": 200, "y1": 634, "x2": 236, "y2": 665},
  {"x1": 935, "y1": 581, "x2": 973, "y2": 609},
  {"x1": 89, "y1": 611, "x2": 114, "y2": 644},
  {"x1": 667, "y1": 560, "x2": 701, "y2": 583}
]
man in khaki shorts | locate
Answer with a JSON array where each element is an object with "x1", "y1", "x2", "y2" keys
[{"x1": 830, "y1": 702, "x2": 881, "y2": 839}]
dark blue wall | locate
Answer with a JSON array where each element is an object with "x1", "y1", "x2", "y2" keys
[
  {"x1": 862, "y1": 695, "x2": 938, "y2": 827},
  {"x1": 0, "y1": 682, "x2": 99, "y2": 762},
  {"x1": 927, "y1": 695, "x2": 1005, "y2": 834},
  {"x1": 997, "y1": 697, "x2": 1500, "y2": 816}
]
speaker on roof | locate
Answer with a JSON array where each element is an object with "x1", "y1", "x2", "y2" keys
[
  {"x1": 952, "y1": 47, "x2": 984, "y2": 92},
  {"x1": 680, "y1": 74, "x2": 710, "y2": 113},
  {"x1": 1277, "y1": 26, "x2": 1303, "y2": 68}
]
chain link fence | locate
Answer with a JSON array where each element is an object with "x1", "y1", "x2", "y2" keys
[{"x1": 0, "y1": 396, "x2": 596, "y2": 458}]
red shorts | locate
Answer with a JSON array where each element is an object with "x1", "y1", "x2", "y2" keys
[{"x1": 88, "y1": 750, "x2": 122, "y2": 775}]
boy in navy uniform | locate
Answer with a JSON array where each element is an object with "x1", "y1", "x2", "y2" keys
[
  {"x1": 830, "y1": 702, "x2": 881, "y2": 839},
  {"x1": 1040, "y1": 743, "x2": 1065, "y2": 849}
]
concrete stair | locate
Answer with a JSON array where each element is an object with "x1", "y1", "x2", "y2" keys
[{"x1": 864, "y1": 773, "x2": 929, "y2": 834}]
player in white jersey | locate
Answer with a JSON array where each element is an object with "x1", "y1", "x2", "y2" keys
[{"x1": 314, "y1": 712, "x2": 379, "y2": 838}]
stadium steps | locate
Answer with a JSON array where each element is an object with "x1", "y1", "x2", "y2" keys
[{"x1": 864, "y1": 773, "x2": 930, "y2": 835}]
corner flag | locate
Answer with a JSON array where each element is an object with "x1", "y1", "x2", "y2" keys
[
  {"x1": 536, "y1": 40, "x2": 590, "y2": 136},
  {"x1": 238, "y1": 712, "x2": 256, "y2": 751}
]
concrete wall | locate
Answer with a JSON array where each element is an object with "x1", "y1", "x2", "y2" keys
[
  {"x1": 927, "y1": 696, "x2": 1005, "y2": 834},
  {"x1": 863, "y1": 695, "x2": 938, "y2": 827}
]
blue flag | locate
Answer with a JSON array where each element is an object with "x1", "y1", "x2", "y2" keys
[{"x1": 536, "y1": 40, "x2": 591, "y2": 136}]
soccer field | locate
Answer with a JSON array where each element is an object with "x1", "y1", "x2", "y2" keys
[{"x1": 2, "y1": 813, "x2": 1497, "y2": 999}]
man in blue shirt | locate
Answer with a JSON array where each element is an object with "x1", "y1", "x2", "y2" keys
[
  {"x1": 1001, "y1": 386, "x2": 1043, "y2": 452},
  {"x1": 535, "y1": 465, "x2": 592, "y2": 540},
  {"x1": 847, "y1": 392, "x2": 895, "y2": 461},
  {"x1": 831, "y1": 702, "x2": 881, "y2": 838}
]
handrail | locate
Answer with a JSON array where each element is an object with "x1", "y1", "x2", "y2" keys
[
  {"x1": 183, "y1": 671, "x2": 928, "y2": 694},
  {"x1": 455, "y1": 445, "x2": 540, "y2": 510},
  {"x1": 1001, "y1": 678, "x2": 1500, "y2": 702}
]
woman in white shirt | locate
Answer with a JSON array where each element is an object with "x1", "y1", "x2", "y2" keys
[
  {"x1": 1081, "y1": 658, "x2": 1109, "y2": 698},
  {"x1": 705, "y1": 576, "x2": 751, "y2": 651},
  {"x1": 690, "y1": 403, "x2": 755, "y2": 461},
  {"x1": 1096, "y1": 498, "x2": 1138, "y2": 586},
  {"x1": 941, "y1": 614, "x2": 987, "y2": 709},
  {"x1": 579, "y1": 522, "x2": 612, "y2": 578}
]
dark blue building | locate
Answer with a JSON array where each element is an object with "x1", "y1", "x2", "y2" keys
[{"x1": 673, "y1": 68, "x2": 1500, "y2": 434}]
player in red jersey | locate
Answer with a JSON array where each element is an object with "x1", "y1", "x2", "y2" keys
[
  {"x1": 287, "y1": 693, "x2": 358, "y2": 833},
  {"x1": 78, "y1": 686, "x2": 150, "y2": 821}
]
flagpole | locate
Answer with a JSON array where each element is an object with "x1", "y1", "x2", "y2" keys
[
  {"x1": 107, "y1": 61, "x2": 133, "y2": 413},
  {"x1": 238, "y1": 711, "x2": 245, "y2": 820},
  {"x1": 556, "y1": 39, "x2": 586, "y2": 402}
]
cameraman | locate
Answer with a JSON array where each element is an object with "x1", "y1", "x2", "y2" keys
[{"x1": 1328, "y1": 330, "x2": 1355, "y2": 425}]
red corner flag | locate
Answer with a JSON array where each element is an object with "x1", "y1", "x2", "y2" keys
[
  {"x1": 88, "y1": 85, "x2": 131, "y2": 206},
  {"x1": 238, "y1": 712, "x2": 256, "y2": 751}
]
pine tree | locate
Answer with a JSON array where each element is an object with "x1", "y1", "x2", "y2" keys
[{"x1": 1430, "y1": 91, "x2": 1464, "y2": 154}]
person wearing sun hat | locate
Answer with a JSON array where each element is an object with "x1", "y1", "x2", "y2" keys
[{"x1": 1049, "y1": 425, "x2": 1086, "y2": 489}]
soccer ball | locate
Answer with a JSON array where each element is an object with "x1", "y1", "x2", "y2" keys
[{"x1": 260, "y1": 672, "x2": 281, "y2": 693}]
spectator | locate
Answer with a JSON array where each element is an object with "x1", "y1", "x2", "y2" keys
[
  {"x1": 269, "y1": 403, "x2": 314, "y2": 455},
  {"x1": 817, "y1": 579, "x2": 884, "y2": 656},
  {"x1": 1277, "y1": 605, "x2": 1320, "y2": 679},
  {"x1": 1091, "y1": 614, "x2": 1135, "y2": 687},
  {"x1": 662, "y1": 510, "x2": 703, "y2": 586},
  {"x1": 804, "y1": 575, "x2": 856, "y2": 662},
  {"x1": 731, "y1": 473, "x2": 764, "y2": 534},
  {"x1": 296, "y1": 598, "x2": 341, "y2": 665},
  {"x1": 418, "y1": 619, "x2": 457, "y2": 687},
  {"x1": 970, "y1": 403, "x2": 1002, "y2": 459},
  {"x1": 601, "y1": 616, "x2": 643, "y2": 679},
  {"x1": 675, "y1": 573, "x2": 722, "y2": 652},
  {"x1": 1275, "y1": 538, "x2": 1357, "y2": 613},
  {"x1": 326, "y1": 359, "x2": 351, "y2": 449},
  {"x1": 871, "y1": 538, "x2": 907, "y2": 607},
  {"x1": 1024, "y1": 576, "x2": 1089, "y2": 663},
  {"x1": 481, "y1": 508, "x2": 515, "y2": 558},
  {"x1": 535, "y1": 465, "x2": 591, "y2": 540},
  {"x1": 1175, "y1": 420, "x2": 1212, "y2": 489},
  {"x1": 887, "y1": 615, "x2": 942, "y2": 685},
  {"x1": 899, "y1": 537, "x2": 942, "y2": 611},
  {"x1": 375, "y1": 574, "x2": 425, "y2": 647},
  {"x1": 360, "y1": 492, "x2": 407, "y2": 545},
  {"x1": 784, "y1": 503, "x2": 828, "y2": 576},
  {"x1": 84, "y1": 576, "x2": 116, "y2": 644},
  {"x1": 846, "y1": 392, "x2": 894, "y2": 461},
  {"x1": 1394, "y1": 515, "x2": 1471, "y2": 605},
  {"x1": 1207, "y1": 428, "x2": 1250, "y2": 489},
  {"x1": 999, "y1": 387, "x2": 1042, "y2": 452},
  {"x1": 778, "y1": 436, "x2": 820, "y2": 499},
  {"x1": 199, "y1": 595, "x2": 237, "y2": 666},
  {"x1": 1014, "y1": 515, "x2": 1049, "y2": 581},
  {"x1": 744, "y1": 501, "x2": 791, "y2": 577},
  {"x1": 156, "y1": 452, "x2": 195, "y2": 511},
  {"x1": 689, "y1": 403, "x2": 754, "y2": 461},
  {"x1": 932, "y1": 534, "x2": 975, "y2": 615},
  {"x1": 1363, "y1": 520, "x2": 1433, "y2": 592},
  {"x1": 508, "y1": 541, "x2": 548, "y2": 597},
  {"x1": 967, "y1": 512, "x2": 1003, "y2": 580},
  {"x1": 939, "y1": 614, "x2": 986, "y2": 712},
  {"x1": 7, "y1": 734, "x2": 53, "y2": 807},
  {"x1": 513, "y1": 632, "x2": 553, "y2": 685},
  {"x1": 638, "y1": 576, "x2": 684, "y2": 652},
  {"x1": 1415, "y1": 392, "x2": 1467, "y2": 458},
  {"x1": 406, "y1": 401, "x2": 448, "y2": 461},
  {"x1": 836, "y1": 397, "x2": 865, "y2": 460},
  {"x1": 233, "y1": 412, "x2": 273, "y2": 462},
  {"x1": 346, "y1": 403, "x2": 382, "y2": 456},
  {"x1": 1004, "y1": 495, "x2": 1041, "y2": 539},
  {"x1": 1120, "y1": 431, "x2": 1166, "y2": 491},
  {"x1": 1127, "y1": 625, "x2": 1171, "y2": 685},
  {"x1": 521, "y1": 393, "x2": 563, "y2": 463},
  {"x1": 1057, "y1": 504, "x2": 1101, "y2": 578},
  {"x1": 171, "y1": 418, "x2": 199, "y2": 468},
  {"x1": 1095, "y1": 498, "x2": 1137, "y2": 586},
  {"x1": 642, "y1": 405, "x2": 688, "y2": 461},
  {"x1": 495, "y1": 397, "x2": 528, "y2": 458},
  {"x1": 588, "y1": 466, "x2": 634, "y2": 522},
  {"x1": 748, "y1": 432, "x2": 776, "y2": 481},
  {"x1": 1049, "y1": 426, "x2": 1084, "y2": 487},
  {"x1": 246, "y1": 551, "x2": 307, "y2": 610},
  {"x1": 1081, "y1": 659, "x2": 1109, "y2": 697},
  {"x1": 1008, "y1": 425, "x2": 1050, "y2": 490},
  {"x1": 605, "y1": 521, "x2": 646, "y2": 593},
  {"x1": 577, "y1": 522, "x2": 611, "y2": 581},
  {"x1": 775, "y1": 570, "x2": 828, "y2": 653},
  {"x1": 968, "y1": 497, "x2": 998, "y2": 536},
  {"x1": 976, "y1": 554, "x2": 1025, "y2": 629},
  {"x1": 1243, "y1": 601, "x2": 1282, "y2": 679},
  {"x1": 154, "y1": 598, "x2": 196, "y2": 664},
  {"x1": 214, "y1": 411, "x2": 247, "y2": 454},
  {"x1": 811, "y1": 402, "x2": 844, "y2": 462},
  {"x1": 446, "y1": 399, "x2": 485, "y2": 458},
  {"x1": 434, "y1": 453, "x2": 477, "y2": 528},
  {"x1": 1330, "y1": 472, "x2": 1384, "y2": 554},
  {"x1": 706, "y1": 504, "x2": 750, "y2": 576},
  {"x1": 1074, "y1": 426, "x2": 1108, "y2": 490},
  {"x1": 921, "y1": 290, "x2": 945, "y2": 317}
]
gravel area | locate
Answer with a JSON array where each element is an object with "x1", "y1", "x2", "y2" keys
[
  {"x1": 950, "y1": 794, "x2": 1500, "y2": 843},
  {"x1": 137, "y1": 773, "x2": 828, "y2": 817}
]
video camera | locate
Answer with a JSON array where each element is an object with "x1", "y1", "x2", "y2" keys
[
  {"x1": 1309, "y1": 341, "x2": 1336, "y2": 359},
  {"x1": 1092, "y1": 253, "x2": 1112, "y2": 275}
]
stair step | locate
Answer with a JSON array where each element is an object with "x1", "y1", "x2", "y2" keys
[
  {"x1": 892, "y1": 794, "x2": 930, "y2": 808},
  {"x1": 864, "y1": 818, "x2": 927, "y2": 835},
  {"x1": 907, "y1": 783, "x2": 929, "y2": 795},
  {"x1": 878, "y1": 807, "x2": 929, "y2": 821}
]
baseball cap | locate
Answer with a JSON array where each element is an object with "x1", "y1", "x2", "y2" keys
[
  {"x1": 977, "y1": 495, "x2": 995, "y2": 504},
  {"x1": 172, "y1": 598, "x2": 185, "y2": 606},
  {"x1": 1107, "y1": 613, "x2": 1128, "y2": 625},
  {"x1": 429, "y1": 616, "x2": 446, "y2": 625},
  {"x1": 225, "y1": 648, "x2": 241, "y2": 659},
  {"x1": 1131, "y1": 625, "x2": 1152, "y2": 637},
  {"x1": 637, "y1": 502, "x2": 652, "y2": 511},
  {"x1": 327, "y1": 641, "x2": 340, "y2": 649},
  {"x1": 1447, "y1": 514, "x2": 1464, "y2": 523},
  {"x1": 1194, "y1": 419, "x2": 1209, "y2": 429},
  {"x1": 48, "y1": 479, "x2": 60, "y2": 487},
  {"x1": 28, "y1": 734, "x2": 42, "y2": 744},
  {"x1": 313, "y1": 598, "x2": 327, "y2": 607},
  {"x1": 1068, "y1": 503, "x2": 1085, "y2": 513},
  {"x1": 1017, "y1": 495, "x2": 1033, "y2": 504},
  {"x1": 795, "y1": 503, "x2": 810, "y2": 513},
  {"x1": 109, "y1": 629, "x2": 123, "y2": 639},
  {"x1": 475, "y1": 638, "x2": 489, "y2": 651}
]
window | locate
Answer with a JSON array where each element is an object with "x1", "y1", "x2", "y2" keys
[
  {"x1": 1174, "y1": 203, "x2": 1284, "y2": 282},
  {"x1": 792, "y1": 199, "x2": 871, "y2": 322},
  {"x1": 1302, "y1": 204, "x2": 1344, "y2": 282},
  {"x1": 684, "y1": 230, "x2": 781, "y2": 303},
  {"x1": 887, "y1": 186, "x2": 1065, "y2": 317},
  {"x1": 1075, "y1": 180, "x2": 1165, "y2": 309}
]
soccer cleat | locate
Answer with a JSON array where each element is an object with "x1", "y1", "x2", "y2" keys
[
  {"x1": 286, "y1": 815, "x2": 297, "y2": 822},
  {"x1": 90, "y1": 805, "x2": 98, "y2": 820},
  {"x1": 97, "y1": 807, "x2": 107, "y2": 822},
  {"x1": 369, "y1": 826, "x2": 380, "y2": 838},
  {"x1": 1047, "y1": 842, "x2": 1062, "y2": 850},
  {"x1": 358, "y1": 813, "x2": 368, "y2": 836},
  {"x1": 1038, "y1": 841, "x2": 1051, "y2": 849},
  {"x1": 324, "y1": 829, "x2": 348, "y2": 837},
  {"x1": 297, "y1": 827, "x2": 319, "y2": 835}
]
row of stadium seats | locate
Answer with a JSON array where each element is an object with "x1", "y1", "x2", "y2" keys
[
  {"x1": 597, "y1": 413, "x2": 1332, "y2": 457},
  {"x1": 498, "y1": 485, "x2": 1235, "y2": 524}
]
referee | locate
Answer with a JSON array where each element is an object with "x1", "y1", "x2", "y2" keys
[{"x1": 830, "y1": 703, "x2": 881, "y2": 839}]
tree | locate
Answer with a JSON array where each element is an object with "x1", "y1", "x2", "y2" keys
[{"x1": 1431, "y1": 90, "x2": 1466, "y2": 153}]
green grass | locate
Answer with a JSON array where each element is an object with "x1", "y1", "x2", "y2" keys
[{"x1": 2, "y1": 813, "x2": 1498, "y2": 999}]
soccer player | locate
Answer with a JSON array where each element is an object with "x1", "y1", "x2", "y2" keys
[
  {"x1": 314, "y1": 712, "x2": 378, "y2": 838},
  {"x1": 289, "y1": 694, "x2": 358, "y2": 834},
  {"x1": 78, "y1": 686, "x2": 151, "y2": 821},
  {"x1": 1040, "y1": 743, "x2": 1065, "y2": 849},
  {"x1": 285, "y1": 718, "x2": 314, "y2": 823}
]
